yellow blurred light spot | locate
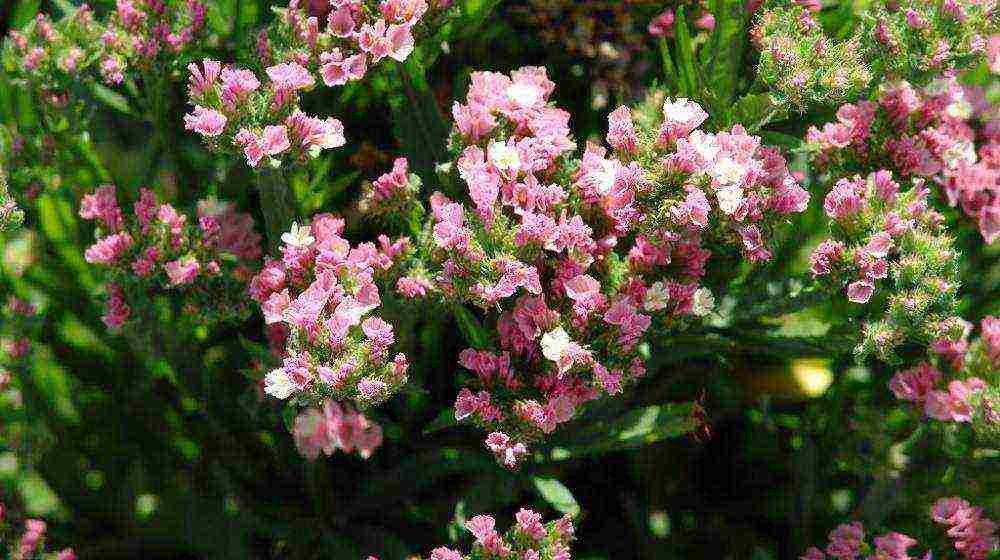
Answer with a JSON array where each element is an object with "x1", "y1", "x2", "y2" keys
[{"x1": 792, "y1": 358, "x2": 833, "y2": 397}]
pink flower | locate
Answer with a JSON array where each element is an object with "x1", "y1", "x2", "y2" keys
[
  {"x1": 187, "y1": 59, "x2": 221, "y2": 97},
  {"x1": 261, "y1": 125, "x2": 291, "y2": 156},
  {"x1": 79, "y1": 185, "x2": 124, "y2": 231},
  {"x1": 660, "y1": 98, "x2": 709, "y2": 143},
  {"x1": 824, "y1": 177, "x2": 866, "y2": 220},
  {"x1": 648, "y1": 9, "x2": 675, "y2": 37},
  {"x1": 319, "y1": 48, "x2": 368, "y2": 86},
  {"x1": 84, "y1": 232, "x2": 134, "y2": 265},
  {"x1": 184, "y1": 106, "x2": 227, "y2": 137},
  {"x1": 164, "y1": 257, "x2": 200, "y2": 286},
  {"x1": 809, "y1": 240, "x2": 844, "y2": 276},
  {"x1": 889, "y1": 363, "x2": 941, "y2": 403},
  {"x1": 846, "y1": 281, "x2": 875, "y2": 304},
  {"x1": 266, "y1": 62, "x2": 315, "y2": 91},
  {"x1": 826, "y1": 522, "x2": 864, "y2": 560},
  {"x1": 607, "y1": 106, "x2": 638, "y2": 153}
]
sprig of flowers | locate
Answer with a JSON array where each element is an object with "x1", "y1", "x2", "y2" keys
[
  {"x1": 291, "y1": 398, "x2": 383, "y2": 459},
  {"x1": 800, "y1": 496, "x2": 998, "y2": 560},
  {"x1": 367, "y1": 508, "x2": 575, "y2": 560},
  {"x1": 809, "y1": 170, "x2": 961, "y2": 362},
  {"x1": 185, "y1": 59, "x2": 347, "y2": 168},
  {"x1": 79, "y1": 185, "x2": 263, "y2": 330},
  {"x1": 247, "y1": 213, "x2": 411, "y2": 410},
  {"x1": 391, "y1": 68, "x2": 808, "y2": 466},
  {"x1": 0, "y1": 502, "x2": 76, "y2": 560},
  {"x1": 807, "y1": 78, "x2": 1000, "y2": 243}
]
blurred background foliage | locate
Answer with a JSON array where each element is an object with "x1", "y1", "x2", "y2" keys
[{"x1": 0, "y1": 0, "x2": 998, "y2": 558}]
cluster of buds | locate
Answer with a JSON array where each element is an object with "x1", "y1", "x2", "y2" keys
[
  {"x1": 807, "y1": 79, "x2": 999, "y2": 244},
  {"x1": 800, "y1": 497, "x2": 998, "y2": 560},
  {"x1": 931, "y1": 497, "x2": 999, "y2": 560},
  {"x1": 291, "y1": 398, "x2": 383, "y2": 459},
  {"x1": 391, "y1": 68, "x2": 807, "y2": 466},
  {"x1": 751, "y1": 1, "x2": 872, "y2": 107},
  {"x1": 185, "y1": 59, "x2": 347, "y2": 168},
  {"x1": 357, "y1": 156, "x2": 423, "y2": 219},
  {"x1": 863, "y1": 0, "x2": 996, "y2": 85},
  {"x1": 0, "y1": 503, "x2": 76, "y2": 560},
  {"x1": 2, "y1": 7, "x2": 104, "y2": 108},
  {"x1": 247, "y1": 213, "x2": 411, "y2": 410},
  {"x1": 408, "y1": 508, "x2": 575, "y2": 560},
  {"x1": 0, "y1": 296, "x2": 39, "y2": 366},
  {"x1": 79, "y1": 185, "x2": 262, "y2": 331},
  {"x1": 808, "y1": 170, "x2": 961, "y2": 362},
  {"x1": 256, "y1": 0, "x2": 451, "y2": 85},
  {"x1": 98, "y1": 0, "x2": 208, "y2": 85}
]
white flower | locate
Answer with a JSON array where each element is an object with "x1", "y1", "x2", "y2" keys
[
  {"x1": 941, "y1": 139, "x2": 977, "y2": 169},
  {"x1": 197, "y1": 197, "x2": 231, "y2": 217},
  {"x1": 691, "y1": 288, "x2": 715, "y2": 317},
  {"x1": 710, "y1": 156, "x2": 746, "y2": 186},
  {"x1": 540, "y1": 327, "x2": 572, "y2": 363},
  {"x1": 662, "y1": 97, "x2": 702, "y2": 123},
  {"x1": 945, "y1": 90, "x2": 973, "y2": 120},
  {"x1": 592, "y1": 160, "x2": 618, "y2": 196},
  {"x1": 644, "y1": 281, "x2": 671, "y2": 312},
  {"x1": 488, "y1": 141, "x2": 521, "y2": 175},
  {"x1": 688, "y1": 130, "x2": 721, "y2": 162},
  {"x1": 506, "y1": 82, "x2": 541, "y2": 107},
  {"x1": 715, "y1": 184, "x2": 745, "y2": 215},
  {"x1": 281, "y1": 221, "x2": 315, "y2": 248},
  {"x1": 264, "y1": 368, "x2": 296, "y2": 399}
]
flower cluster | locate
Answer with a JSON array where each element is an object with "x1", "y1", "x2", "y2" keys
[
  {"x1": 932, "y1": 497, "x2": 999, "y2": 560},
  {"x1": 357, "y1": 156, "x2": 423, "y2": 219},
  {"x1": 862, "y1": 0, "x2": 997, "y2": 86},
  {"x1": 0, "y1": 296, "x2": 39, "y2": 365},
  {"x1": 411, "y1": 508, "x2": 575, "y2": 560},
  {"x1": 291, "y1": 398, "x2": 383, "y2": 459},
  {"x1": 2, "y1": 7, "x2": 105, "y2": 108},
  {"x1": 98, "y1": 0, "x2": 207, "y2": 85},
  {"x1": 800, "y1": 497, "x2": 999, "y2": 560},
  {"x1": 185, "y1": 59, "x2": 346, "y2": 168},
  {"x1": 751, "y1": 0, "x2": 995, "y2": 108},
  {"x1": 807, "y1": 79, "x2": 999, "y2": 243},
  {"x1": 79, "y1": 185, "x2": 262, "y2": 331},
  {"x1": 247, "y1": 214, "x2": 411, "y2": 410},
  {"x1": 0, "y1": 503, "x2": 76, "y2": 560},
  {"x1": 808, "y1": 170, "x2": 961, "y2": 362},
  {"x1": 256, "y1": 0, "x2": 450, "y2": 85},
  {"x1": 889, "y1": 362, "x2": 986, "y2": 423},
  {"x1": 395, "y1": 69, "x2": 806, "y2": 465},
  {"x1": 751, "y1": 1, "x2": 872, "y2": 107}
]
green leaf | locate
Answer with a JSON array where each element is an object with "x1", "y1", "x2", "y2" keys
[
  {"x1": 727, "y1": 93, "x2": 780, "y2": 132},
  {"x1": 673, "y1": 7, "x2": 701, "y2": 101},
  {"x1": 547, "y1": 403, "x2": 700, "y2": 458},
  {"x1": 422, "y1": 407, "x2": 458, "y2": 435},
  {"x1": 704, "y1": 0, "x2": 746, "y2": 112},
  {"x1": 453, "y1": 304, "x2": 491, "y2": 349},
  {"x1": 532, "y1": 477, "x2": 580, "y2": 518},
  {"x1": 12, "y1": 0, "x2": 42, "y2": 28},
  {"x1": 389, "y1": 49, "x2": 450, "y2": 183},
  {"x1": 88, "y1": 83, "x2": 136, "y2": 117}
]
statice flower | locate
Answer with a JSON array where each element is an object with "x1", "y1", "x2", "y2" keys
[
  {"x1": 256, "y1": 0, "x2": 454, "y2": 85},
  {"x1": 99, "y1": 0, "x2": 207, "y2": 82},
  {"x1": 808, "y1": 170, "x2": 961, "y2": 362},
  {"x1": 357, "y1": 157, "x2": 423, "y2": 218},
  {"x1": 247, "y1": 213, "x2": 411, "y2": 410},
  {"x1": 398, "y1": 70, "x2": 807, "y2": 466},
  {"x1": 292, "y1": 399, "x2": 383, "y2": 459},
  {"x1": 0, "y1": 501, "x2": 77, "y2": 560},
  {"x1": 932, "y1": 497, "x2": 999, "y2": 560},
  {"x1": 807, "y1": 78, "x2": 1000, "y2": 243},
  {"x1": 79, "y1": 186, "x2": 262, "y2": 331},
  {"x1": 185, "y1": 59, "x2": 347, "y2": 168},
  {"x1": 378, "y1": 508, "x2": 575, "y2": 560},
  {"x1": 0, "y1": 295, "x2": 40, "y2": 367}
]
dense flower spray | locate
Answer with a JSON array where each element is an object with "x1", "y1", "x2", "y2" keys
[
  {"x1": 247, "y1": 213, "x2": 411, "y2": 410},
  {"x1": 386, "y1": 67, "x2": 808, "y2": 466},
  {"x1": 808, "y1": 78, "x2": 1000, "y2": 244},
  {"x1": 0, "y1": 501, "x2": 76, "y2": 560},
  {"x1": 366, "y1": 508, "x2": 575, "y2": 560},
  {"x1": 752, "y1": 0, "x2": 997, "y2": 107},
  {"x1": 800, "y1": 497, "x2": 998, "y2": 560},
  {"x1": 79, "y1": 186, "x2": 262, "y2": 330},
  {"x1": 292, "y1": 398, "x2": 383, "y2": 459},
  {"x1": 185, "y1": 58, "x2": 347, "y2": 168}
]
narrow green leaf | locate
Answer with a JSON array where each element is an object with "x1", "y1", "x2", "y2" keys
[
  {"x1": 88, "y1": 83, "x2": 136, "y2": 117},
  {"x1": 453, "y1": 304, "x2": 490, "y2": 349},
  {"x1": 673, "y1": 8, "x2": 701, "y2": 102},
  {"x1": 532, "y1": 477, "x2": 580, "y2": 518},
  {"x1": 422, "y1": 407, "x2": 458, "y2": 435}
]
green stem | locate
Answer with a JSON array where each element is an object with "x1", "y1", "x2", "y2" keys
[{"x1": 256, "y1": 166, "x2": 298, "y2": 253}]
